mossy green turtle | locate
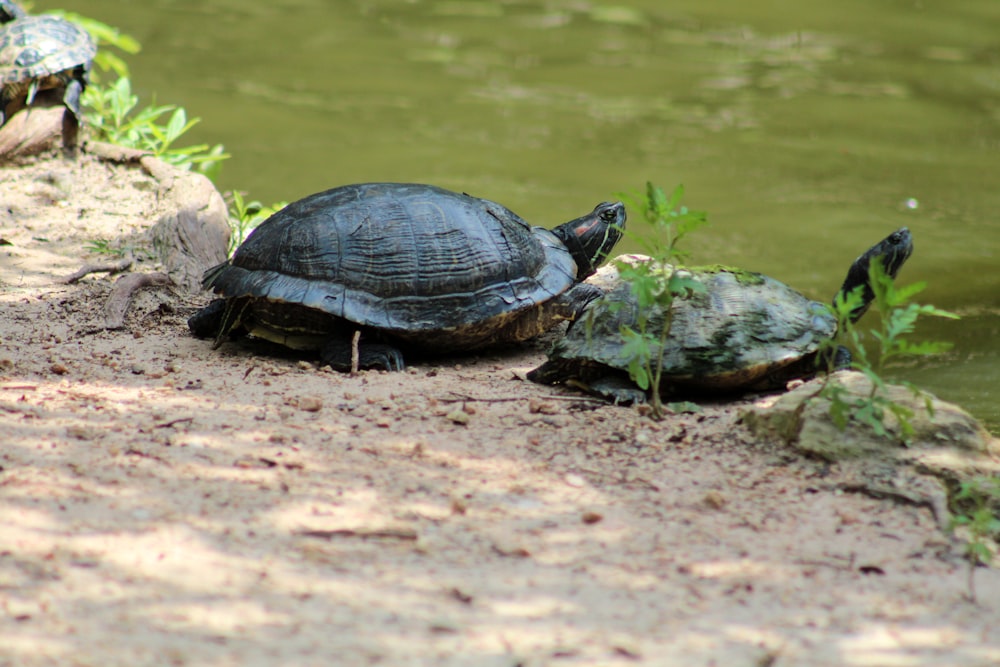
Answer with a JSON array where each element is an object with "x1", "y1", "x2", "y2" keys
[{"x1": 528, "y1": 227, "x2": 913, "y2": 403}]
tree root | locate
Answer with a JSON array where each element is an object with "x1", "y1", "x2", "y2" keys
[{"x1": 102, "y1": 272, "x2": 174, "y2": 330}]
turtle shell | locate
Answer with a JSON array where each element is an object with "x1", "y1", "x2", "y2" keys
[
  {"x1": 0, "y1": 15, "x2": 95, "y2": 87},
  {"x1": 204, "y1": 182, "x2": 580, "y2": 350},
  {"x1": 540, "y1": 265, "x2": 837, "y2": 391}
]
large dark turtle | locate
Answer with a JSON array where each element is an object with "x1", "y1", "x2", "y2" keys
[
  {"x1": 189, "y1": 182, "x2": 626, "y2": 371},
  {"x1": 0, "y1": 13, "x2": 96, "y2": 146},
  {"x1": 528, "y1": 227, "x2": 913, "y2": 403}
]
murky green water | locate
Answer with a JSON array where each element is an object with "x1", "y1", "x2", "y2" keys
[{"x1": 44, "y1": 0, "x2": 999, "y2": 430}]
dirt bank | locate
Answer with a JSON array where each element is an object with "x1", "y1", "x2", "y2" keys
[{"x1": 2, "y1": 146, "x2": 999, "y2": 667}]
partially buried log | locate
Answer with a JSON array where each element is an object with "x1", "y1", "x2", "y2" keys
[
  {"x1": 144, "y1": 154, "x2": 230, "y2": 293},
  {"x1": 0, "y1": 106, "x2": 64, "y2": 159},
  {"x1": 79, "y1": 142, "x2": 231, "y2": 326},
  {"x1": 80, "y1": 141, "x2": 231, "y2": 293}
]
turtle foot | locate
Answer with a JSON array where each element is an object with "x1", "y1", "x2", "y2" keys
[
  {"x1": 320, "y1": 340, "x2": 405, "y2": 372},
  {"x1": 578, "y1": 376, "x2": 648, "y2": 406},
  {"x1": 188, "y1": 299, "x2": 227, "y2": 338}
]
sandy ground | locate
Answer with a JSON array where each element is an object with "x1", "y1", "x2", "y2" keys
[{"x1": 2, "y1": 147, "x2": 1000, "y2": 667}]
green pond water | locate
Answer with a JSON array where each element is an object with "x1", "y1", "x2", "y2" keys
[{"x1": 44, "y1": 0, "x2": 999, "y2": 430}]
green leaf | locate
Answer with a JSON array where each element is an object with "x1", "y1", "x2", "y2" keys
[{"x1": 667, "y1": 272, "x2": 704, "y2": 299}]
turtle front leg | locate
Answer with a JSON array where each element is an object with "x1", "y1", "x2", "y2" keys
[
  {"x1": 582, "y1": 375, "x2": 649, "y2": 406},
  {"x1": 320, "y1": 338, "x2": 405, "y2": 372},
  {"x1": 553, "y1": 282, "x2": 605, "y2": 320},
  {"x1": 188, "y1": 299, "x2": 228, "y2": 339},
  {"x1": 61, "y1": 78, "x2": 84, "y2": 151}
]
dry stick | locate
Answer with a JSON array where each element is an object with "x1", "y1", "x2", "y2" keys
[
  {"x1": 153, "y1": 416, "x2": 195, "y2": 429},
  {"x1": 102, "y1": 272, "x2": 173, "y2": 330},
  {"x1": 62, "y1": 255, "x2": 133, "y2": 284},
  {"x1": 350, "y1": 330, "x2": 361, "y2": 375},
  {"x1": 439, "y1": 391, "x2": 605, "y2": 404},
  {"x1": 296, "y1": 528, "x2": 418, "y2": 541}
]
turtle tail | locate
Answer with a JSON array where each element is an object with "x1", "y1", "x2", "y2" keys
[{"x1": 834, "y1": 227, "x2": 913, "y2": 323}]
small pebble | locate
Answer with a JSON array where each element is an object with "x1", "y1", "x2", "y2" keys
[
  {"x1": 445, "y1": 409, "x2": 470, "y2": 425},
  {"x1": 703, "y1": 490, "x2": 726, "y2": 510},
  {"x1": 297, "y1": 396, "x2": 323, "y2": 412},
  {"x1": 529, "y1": 399, "x2": 558, "y2": 415},
  {"x1": 65, "y1": 425, "x2": 96, "y2": 440},
  {"x1": 50, "y1": 362, "x2": 68, "y2": 375},
  {"x1": 582, "y1": 511, "x2": 604, "y2": 524}
]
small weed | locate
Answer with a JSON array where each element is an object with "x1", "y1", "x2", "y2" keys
[
  {"x1": 83, "y1": 237, "x2": 126, "y2": 257},
  {"x1": 226, "y1": 191, "x2": 287, "y2": 255},
  {"x1": 609, "y1": 182, "x2": 707, "y2": 419},
  {"x1": 819, "y1": 258, "x2": 959, "y2": 441},
  {"x1": 950, "y1": 477, "x2": 1000, "y2": 602}
]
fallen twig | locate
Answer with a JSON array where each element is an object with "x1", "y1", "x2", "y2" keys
[
  {"x1": 62, "y1": 255, "x2": 133, "y2": 284},
  {"x1": 439, "y1": 391, "x2": 605, "y2": 404},
  {"x1": 296, "y1": 527, "x2": 418, "y2": 541},
  {"x1": 153, "y1": 416, "x2": 194, "y2": 429}
]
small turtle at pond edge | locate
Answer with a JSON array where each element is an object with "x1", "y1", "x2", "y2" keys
[
  {"x1": 0, "y1": 13, "x2": 96, "y2": 148},
  {"x1": 0, "y1": 1, "x2": 25, "y2": 23},
  {"x1": 188, "y1": 182, "x2": 626, "y2": 371},
  {"x1": 527, "y1": 227, "x2": 913, "y2": 404}
]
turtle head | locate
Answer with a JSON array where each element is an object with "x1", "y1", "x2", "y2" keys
[
  {"x1": 836, "y1": 227, "x2": 914, "y2": 322},
  {"x1": 551, "y1": 201, "x2": 626, "y2": 280},
  {"x1": 0, "y1": 1, "x2": 25, "y2": 23}
]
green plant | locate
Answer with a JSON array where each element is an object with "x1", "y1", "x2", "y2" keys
[
  {"x1": 226, "y1": 191, "x2": 287, "y2": 255},
  {"x1": 819, "y1": 258, "x2": 959, "y2": 441},
  {"x1": 950, "y1": 477, "x2": 1000, "y2": 602},
  {"x1": 53, "y1": 11, "x2": 229, "y2": 178},
  {"x1": 83, "y1": 237, "x2": 126, "y2": 257},
  {"x1": 610, "y1": 182, "x2": 707, "y2": 419},
  {"x1": 82, "y1": 76, "x2": 228, "y2": 177}
]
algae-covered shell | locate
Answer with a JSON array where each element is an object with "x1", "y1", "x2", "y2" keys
[
  {"x1": 528, "y1": 227, "x2": 914, "y2": 401},
  {"x1": 533, "y1": 265, "x2": 837, "y2": 394}
]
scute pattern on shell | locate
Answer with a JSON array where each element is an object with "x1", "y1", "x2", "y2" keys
[
  {"x1": 0, "y1": 15, "x2": 95, "y2": 85},
  {"x1": 204, "y1": 182, "x2": 579, "y2": 341}
]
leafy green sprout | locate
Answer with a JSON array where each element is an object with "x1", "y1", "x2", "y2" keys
[
  {"x1": 949, "y1": 477, "x2": 1000, "y2": 602},
  {"x1": 819, "y1": 257, "x2": 960, "y2": 442},
  {"x1": 608, "y1": 182, "x2": 708, "y2": 419},
  {"x1": 50, "y1": 12, "x2": 229, "y2": 178},
  {"x1": 82, "y1": 76, "x2": 229, "y2": 178},
  {"x1": 82, "y1": 237, "x2": 126, "y2": 257},
  {"x1": 226, "y1": 191, "x2": 287, "y2": 255}
]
